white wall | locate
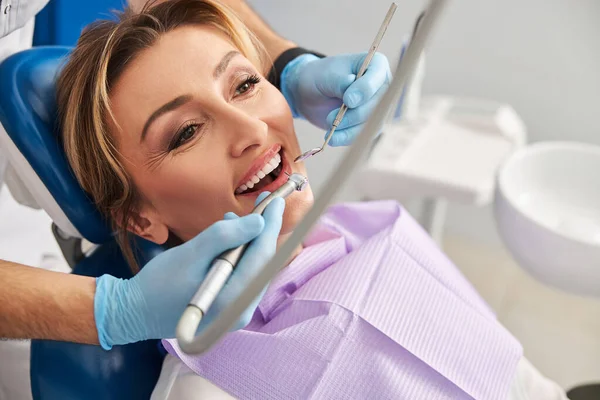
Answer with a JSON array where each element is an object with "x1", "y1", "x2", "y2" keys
[{"x1": 249, "y1": 0, "x2": 600, "y2": 247}]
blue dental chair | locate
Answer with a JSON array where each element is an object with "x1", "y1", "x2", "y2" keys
[{"x1": 0, "y1": 46, "x2": 167, "y2": 399}]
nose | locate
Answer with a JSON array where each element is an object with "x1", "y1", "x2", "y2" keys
[{"x1": 224, "y1": 105, "x2": 268, "y2": 158}]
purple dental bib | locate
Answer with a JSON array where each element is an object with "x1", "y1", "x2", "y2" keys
[{"x1": 163, "y1": 201, "x2": 522, "y2": 399}]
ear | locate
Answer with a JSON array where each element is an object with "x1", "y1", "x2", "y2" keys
[{"x1": 112, "y1": 206, "x2": 170, "y2": 245}]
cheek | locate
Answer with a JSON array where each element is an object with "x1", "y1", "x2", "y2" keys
[
  {"x1": 280, "y1": 186, "x2": 314, "y2": 235},
  {"x1": 134, "y1": 157, "x2": 217, "y2": 201},
  {"x1": 129, "y1": 155, "x2": 234, "y2": 235}
]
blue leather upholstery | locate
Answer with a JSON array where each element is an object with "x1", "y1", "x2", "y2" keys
[
  {"x1": 34, "y1": 0, "x2": 126, "y2": 47},
  {"x1": 0, "y1": 47, "x2": 166, "y2": 399},
  {"x1": 30, "y1": 239, "x2": 165, "y2": 400},
  {"x1": 0, "y1": 46, "x2": 112, "y2": 244}
]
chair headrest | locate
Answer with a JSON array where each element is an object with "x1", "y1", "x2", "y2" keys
[{"x1": 0, "y1": 46, "x2": 112, "y2": 244}]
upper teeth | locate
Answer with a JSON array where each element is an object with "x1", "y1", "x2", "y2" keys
[{"x1": 236, "y1": 153, "x2": 281, "y2": 194}]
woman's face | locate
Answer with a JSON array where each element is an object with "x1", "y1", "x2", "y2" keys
[{"x1": 109, "y1": 25, "x2": 313, "y2": 244}]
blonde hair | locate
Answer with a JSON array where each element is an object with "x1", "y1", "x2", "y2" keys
[{"x1": 56, "y1": 0, "x2": 268, "y2": 272}]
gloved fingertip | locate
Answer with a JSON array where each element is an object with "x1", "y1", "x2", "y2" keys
[
  {"x1": 337, "y1": 74, "x2": 358, "y2": 106},
  {"x1": 262, "y1": 197, "x2": 285, "y2": 220},
  {"x1": 269, "y1": 196, "x2": 286, "y2": 213},
  {"x1": 223, "y1": 212, "x2": 239, "y2": 220},
  {"x1": 232, "y1": 313, "x2": 253, "y2": 331},
  {"x1": 336, "y1": 73, "x2": 356, "y2": 89},
  {"x1": 344, "y1": 90, "x2": 364, "y2": 108},
  {"x1": 328, "y1": 136, "x2": 340, "y2": 147},
  {"x1": 333, "y1": 128, "x2": 357, "y2": 147},
  {"x1": 255, "y1": 191, "x2": 271, "y2": 205},
  {"x1": 238, "y1": 213, "x2": 265, "y2": 234}
]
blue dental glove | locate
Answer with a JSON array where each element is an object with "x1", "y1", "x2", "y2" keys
[
  {"x1": 94, "y1": 193, "x2": 285, "y2": 350},
  {"x1": 281, "y1": 52, "x2": 391, "y2": 147}
]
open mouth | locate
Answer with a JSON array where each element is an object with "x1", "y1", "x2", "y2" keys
[{"x1": 235, "y1": 148, "x2": 286, "y2": 195}]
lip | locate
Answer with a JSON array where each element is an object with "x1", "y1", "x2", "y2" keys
[
  {"x1": 236, "y1": 144, "x2": 282, "y2": 189},
  {"x1": 237, "y1": 149, "x2": 292, "y2": 197}
]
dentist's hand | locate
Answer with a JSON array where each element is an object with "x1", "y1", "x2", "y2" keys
[
  {"x1": 281, "y1": 52, "x2": 391, "y2": 147},
  {"x1": 94, "y1": 194, "x2": 285, "y2": 350}
]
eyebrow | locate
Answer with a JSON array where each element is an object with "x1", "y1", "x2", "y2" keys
[
  {"x1": 140, "y1": 51, "x2": 240, "y2": 142},
  {"x1": 141, "y1": 95, "x2": 193, "y2": 142},
  {"x1": 214, "y1": 50, "x2": 240, "y2": 79}
]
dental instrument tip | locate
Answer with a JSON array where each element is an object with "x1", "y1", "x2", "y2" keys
[{"x1": 294, "y1": 148, "x2": 322, "y2": 163}]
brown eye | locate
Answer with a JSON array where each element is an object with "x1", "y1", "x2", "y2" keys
[
  {"x1": 235, "y1": 74, "x2": 261, "y2": 96},
  {"x1": 236, "y1": 82, "x2": 252, "y2": 95},
  {"x1": 170, "y1": 124, "x2": 199, "y2": 150}
]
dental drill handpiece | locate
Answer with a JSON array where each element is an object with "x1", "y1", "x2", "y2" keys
[{"x1": 184, "y1": 173, "x2": 309, "y2": 324}]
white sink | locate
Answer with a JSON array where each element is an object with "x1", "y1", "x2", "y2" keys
[{"x1": 494, "y1": 141, "x2": 600, "y2": 297}]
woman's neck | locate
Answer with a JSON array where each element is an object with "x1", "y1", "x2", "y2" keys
[{"x1": 277, "y1": 232, "x2": 303, "y2": 268}]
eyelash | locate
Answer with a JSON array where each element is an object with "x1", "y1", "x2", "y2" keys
[
  {"x1": 169, "y1": 121, "x2": 201, "y2": 151},
  {"x1": 235, "y1": 74, "x2": 261, "y2": 97},
  {"x1": 168, "y1": 74, "x2": 261, "y2": 151}
]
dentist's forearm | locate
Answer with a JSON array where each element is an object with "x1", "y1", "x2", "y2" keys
[
  {"x1": 0, "y1": 259, "x2": 99, "y2": 344},
  {"x1": 217, "y1": 0, "x2": 296, "y2": 61}
]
